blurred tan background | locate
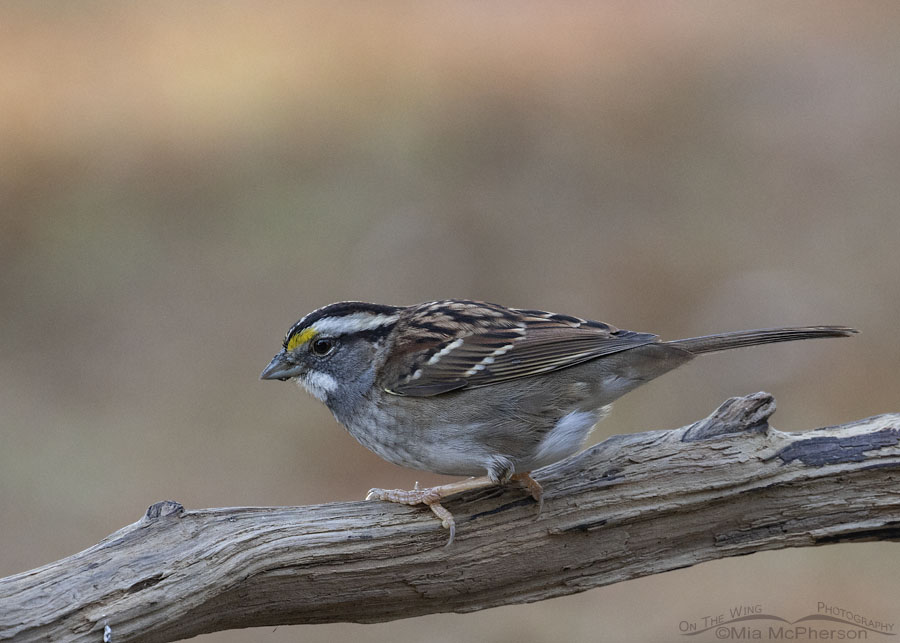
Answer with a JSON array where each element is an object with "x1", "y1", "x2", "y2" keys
[{"x1": 2, "y1": 2, "x2": 898, "y2": 641}]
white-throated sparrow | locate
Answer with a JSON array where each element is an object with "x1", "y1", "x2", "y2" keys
[{"x1": 261, "y1": 299, "x2": 856, "y2": 543}]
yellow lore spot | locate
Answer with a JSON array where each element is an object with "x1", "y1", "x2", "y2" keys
[{"x1": 287, "y1": 327, "x2": 318, "y2": 351}]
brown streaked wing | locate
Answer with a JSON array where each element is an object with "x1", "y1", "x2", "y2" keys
[{"x1": 388, "y1": 318, "x2": 659, "y2": 397}]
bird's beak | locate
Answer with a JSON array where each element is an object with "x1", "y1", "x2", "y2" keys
[{"x1": 260, "y1": 351, "x2": 304, "y2": 381}]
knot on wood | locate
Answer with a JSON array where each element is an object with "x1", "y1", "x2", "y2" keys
[
  {"x1": 142, "y1": 500, "x2": 185, "y2": 523},
  {"x1": 682, "y1": 391, "x2": 776, "y2": 442}
]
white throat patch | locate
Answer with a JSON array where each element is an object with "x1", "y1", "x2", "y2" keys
[{"x1": 298, "y1": 370, "x2": 338, "y2": 402}]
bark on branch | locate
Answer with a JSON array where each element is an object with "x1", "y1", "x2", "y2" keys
[{"x1": 2, "y1": 393, "x2": 899, "y2": 643}]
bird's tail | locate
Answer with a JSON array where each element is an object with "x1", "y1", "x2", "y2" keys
[{"x1": 666, "y1": 326, "x2": 857, "y2": 355}]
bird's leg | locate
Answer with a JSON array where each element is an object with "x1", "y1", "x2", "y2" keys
[
  {"x1": 510, "y1": 472, "x2": 544, "y2": 514},
  {"x1": 366, "y1": 476, "x2": 497, "y2": 546}
]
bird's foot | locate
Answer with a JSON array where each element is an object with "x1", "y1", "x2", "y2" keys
[
  {"x1": 510, "y1": 472, "x2": 544, "y2": 515},
  {"x1": 366, "y1": 476, "x2": 498, "y2": 546}
]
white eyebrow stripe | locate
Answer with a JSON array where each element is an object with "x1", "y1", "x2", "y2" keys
[{"x1": 312, "y1": 313, "x2": 399, "y2": 335}]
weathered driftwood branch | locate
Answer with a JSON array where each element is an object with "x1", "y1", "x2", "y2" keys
[{"x1": 2, "y1": 393, "x2": 899, "y2": 643}]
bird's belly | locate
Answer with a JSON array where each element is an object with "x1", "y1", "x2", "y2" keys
[
  {"x1": 338, "y1": 390, "x2": 606, "y2": 477},
  {"x1": 336, "y1": 402, "x2": 489, "y2": 476}
]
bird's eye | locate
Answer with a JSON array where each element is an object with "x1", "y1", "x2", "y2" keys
[{"x1": 311, "y1": 338, "x2": 335, "y2": 356}]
